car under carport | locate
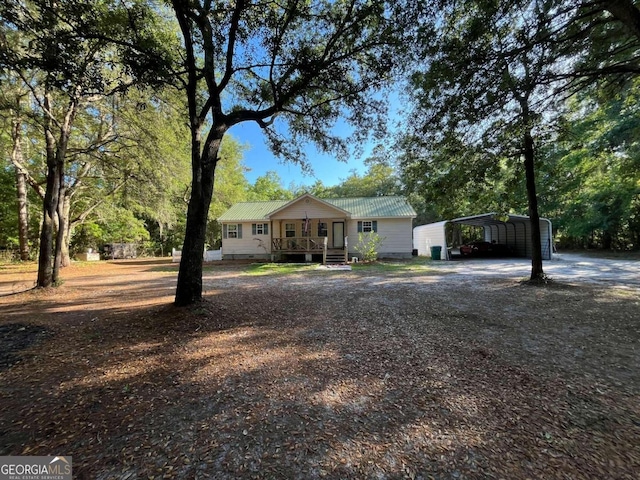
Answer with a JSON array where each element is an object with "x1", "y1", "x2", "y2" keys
[{"x1": 413, "y1": 213, "x2": 553, "y2": 260}]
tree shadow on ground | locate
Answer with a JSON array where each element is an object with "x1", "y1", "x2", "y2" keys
[
  {"x1": 0, "y1": 323, "x2": 52, "y2": 371},
  {"x1": 0, "y1": 266, "x2": 638, "y2": 479}
]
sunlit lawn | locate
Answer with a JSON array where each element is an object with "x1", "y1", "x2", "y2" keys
[
  {"x1": 243, "y1": 257, "x2": 436, "y2": 276},
  {"x1": 243, "y1": 262, "x2": 320, "y2": 276},
  {"x1": 350, "y1": 256, "x2": 435, "y2": 273}
]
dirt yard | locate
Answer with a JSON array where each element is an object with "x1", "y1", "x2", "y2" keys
[{"x1": 0, "y1": 258, "x2": 638, "y2": 479}]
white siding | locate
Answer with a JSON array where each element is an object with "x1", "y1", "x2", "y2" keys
[
  {"x1": 348, "y1": 218, "x2": 414, "y2": 257},
  {"x1": 221, "y1": 222, "x2": 272, "y2": 257},
  {"x1": 413, "y1": 222, "x2": 448, "y2": 258},
  {"x1": 271, "y1": 197, "x2": 346, "y2": 220}
]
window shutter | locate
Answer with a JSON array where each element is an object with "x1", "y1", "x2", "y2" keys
[
  {"x1": 237, "y1": 224, "x2": 243, "y2": 239},
  {"x1": 357, "y1": 221, "x2": 362, "y2": 233},
  {"x1": 264, "y1": 224, "x2": 269, "y2": 235},
  {"x1": 252, "y1": 224, "x2": 256, "y2": 235},
  {"x1": 372, "y1": 221, "x2": 378, "y2": 232},
  {"x1": 223, "y1": 224, "x2": 228, "y2": 239}
]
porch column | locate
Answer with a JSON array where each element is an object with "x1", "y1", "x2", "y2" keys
[{"x1": 270, "y1": 219, "x2": 274, "y2": 261}]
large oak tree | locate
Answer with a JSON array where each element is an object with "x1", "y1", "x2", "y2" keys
[
  {"x1": 170, "y1": 0, "x2": 408, "y2": 305},
  {"x1": 402, "y1": 0, "x2": 573, "y2": 280},
  {"x1": 0, "y1": 0, "x2": 176, "y2": 286}
]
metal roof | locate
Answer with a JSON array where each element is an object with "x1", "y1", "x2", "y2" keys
[
  {"x1": 217, "y1": 200, "x2": 289, "y2": 221},
  {"x1": 324, "y1": 197, "x2": 417, "y2": 218},
  {"x1": 448, "y1": 213, "x2": 538, "y2": 227},
  {"x1": 218, "y1": 196, "x2": 417, "y2": 221}
]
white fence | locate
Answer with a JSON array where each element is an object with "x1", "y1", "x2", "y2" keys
[
  {"x1": 204, "y1": 249, "x2": 223, "y2": 261},
  {"x1": 172, "y1": 248, "x2": 222, "y2": 263}
]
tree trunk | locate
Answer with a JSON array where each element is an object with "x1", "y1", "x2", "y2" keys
[
  {"x1": 60, "y1": 194, "x2": 72, "y2": 266},
  {"x1": 37, "y1": 131, "x2": 60, "y2": 287},
  {"x1": 52, "y1": 180, "x2": 66, "y2": 284},
  {"x1": 174, "y1": 133, "x2": 223, "y2": 306},
  {"x1": 15, "y1": 169, "x2": 30, "y2": 261},
  {"x1": 171, "y1": 1, "x2": 233, "y2": 306},
  {"x1": 604, "y1": 0, "x2": 640, "y2": 42},
  {"x1": 11, "y1": 117, "x2": 30, "y2": 261},
  {"x1": 523, "y1": 128, "x2": 545, "y2": 280},
  {"x1": 37, "y1": 91, "x2": 77, "y2": 287},
  {"x1": 158, "y1": 221, "x2": 164, "y2": 257}
]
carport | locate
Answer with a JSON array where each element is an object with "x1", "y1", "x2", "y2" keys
[{"x1": 413, "y1": 213, "x2": 553, "y2": 260}]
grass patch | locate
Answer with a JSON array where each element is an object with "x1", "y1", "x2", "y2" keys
[
  {"x1": 150, "y1": 258, "x2": 438, "y2": 277},
  {"x1": 244, "y1": 262, "x2": 321, "y2": 276},
  {"x1": 150, "y1": 264, "x2": 181, "y2": 273},
  {"x1": 351, "y1": 258, "x2": 434, "y2": 274},
  {"x1": 246, "y1": 258, "x2": 437, "y2": 276},
  {"x1": 0, "y1": 261, "x2": 38, "y2": 273}
]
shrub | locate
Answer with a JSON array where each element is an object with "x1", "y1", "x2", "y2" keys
[{"x1": 354, "y1": 232, "x2": 385, "y2": 262}]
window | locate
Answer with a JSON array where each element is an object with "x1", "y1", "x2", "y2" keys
[
  {"x1": 357, "y1": 221, "x2": 377, "y2": 233},
  {"x1": 224, "y1": 224, "x2": 242, "y2": 239},
  {"x1": 252, "y1": 223, "x2": 269, "y2": 235},
  {"x1": 285, "y1": 223, "x2": 296, "y2": 238},
  {"x1": 317, "y1": 222, "x2": 328, "y2": 237}
]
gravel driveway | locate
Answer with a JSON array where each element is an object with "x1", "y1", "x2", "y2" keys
[{"x1": 429, "y1": 253, "x2": 640, "y2": 290}]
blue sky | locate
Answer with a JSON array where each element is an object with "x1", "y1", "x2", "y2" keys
[{"x1": 229, "y1": 122, "x2": 369, "y2": 188}]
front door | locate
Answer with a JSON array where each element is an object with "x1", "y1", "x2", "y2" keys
[{"x1": 332, "y1": 222, "x2": 344, "y2": 248}]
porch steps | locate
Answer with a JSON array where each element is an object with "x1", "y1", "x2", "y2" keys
[{"x1": 325, "y1": 251, "x2": 346, "y2": 265}]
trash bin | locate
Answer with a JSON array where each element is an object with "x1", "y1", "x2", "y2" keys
[{"x1": 430, "y1": 246, "x2": 442, "y2": 260}]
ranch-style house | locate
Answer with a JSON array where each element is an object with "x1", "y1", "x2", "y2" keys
[{"x1": 218, "y1": 194, "x2": 417, "y2": 264}]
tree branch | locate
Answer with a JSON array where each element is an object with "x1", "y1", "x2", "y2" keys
[{"x1": 217, "y1": 0, "x2": 246, "y2": 94}]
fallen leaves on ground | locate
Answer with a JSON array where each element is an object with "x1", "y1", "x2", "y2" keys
[{"x1": 0, "y1": 259, "x2": 638, "y2": 479}]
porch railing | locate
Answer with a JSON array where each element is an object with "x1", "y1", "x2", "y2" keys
[
  {"x1": 272, "y1": 237, "x2": 326, "y2": 252},
  {"x1": 272, "y1": 236, "x2": 348, "y2": 265}
]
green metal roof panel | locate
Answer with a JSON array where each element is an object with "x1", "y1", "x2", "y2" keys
[
  {"x1": 217, "y1": 200, "x2": 289, "y2": 221},
  {"x1": 324, "y1": 197, "x2": 417, "y2": 218},
  {"x1": 218, "y1": 196, "x2": 416, "y2": 221}
]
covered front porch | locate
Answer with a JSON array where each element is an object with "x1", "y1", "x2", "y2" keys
[
  {"x1": 271, "y1": 235, "x2": 348, "y2": 264},
  {"x1": 265, "y1": 193, "x2": 353, "y2": 264},
  {"x1": 270, "y1": 218, "x2": 349, "y2": 264}
]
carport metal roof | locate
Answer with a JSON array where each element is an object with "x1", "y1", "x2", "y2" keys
[{"x1": 448, "y1": 213, "x2": 532, "y2": 227}]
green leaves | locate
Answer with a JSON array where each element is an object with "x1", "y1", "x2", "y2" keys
[
  {"x1": 544, "y1": 80, "x2": 640, "y2": 249},
  {"x1": 354, "y1": 231, "x2": 385, "y2": 262}
]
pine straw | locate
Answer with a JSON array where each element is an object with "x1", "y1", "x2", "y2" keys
[{"x1": 0, "y1": 259, "x2": 639, "y2": 479}]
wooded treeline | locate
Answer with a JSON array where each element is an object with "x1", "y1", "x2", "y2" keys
[{"x1": 1, "y1": 1, "x2": 639, "y2": 303}]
